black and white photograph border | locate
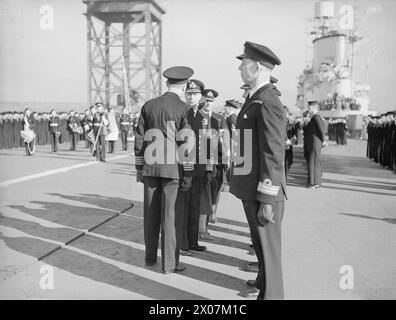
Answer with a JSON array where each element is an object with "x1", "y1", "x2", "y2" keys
[{"x1": 0, "y1": 0, "x2": 395, "y2": 301}]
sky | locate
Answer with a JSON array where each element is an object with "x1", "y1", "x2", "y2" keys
[{"x1": 0, "y1": 0, "x2": 395, "y2": 113}]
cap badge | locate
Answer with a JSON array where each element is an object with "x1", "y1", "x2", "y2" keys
[
  {"x1": 263, "y1": 179, "x2": 272, "y2": 186},
  {"x1": 189, "y1": 81, "x2": 197, "y2": 89}
]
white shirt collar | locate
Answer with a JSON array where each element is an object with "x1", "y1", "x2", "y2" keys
[{"x1": 249, "y1": 81, "x2": 270, "y2": 99}]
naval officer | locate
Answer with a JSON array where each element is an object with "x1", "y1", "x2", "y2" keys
[
  {"x1": 135, "y1": 66, "x2": 195, "y2": 274},
  {"x1": 179, "y1": 79, "x2": 209, "y2": 253},
  {"x1": 230, "y1": 41, "x2": 287, "y2": 299},
  {"x1": 305, "y1": 100, "x2": 326, "y2": 188}
]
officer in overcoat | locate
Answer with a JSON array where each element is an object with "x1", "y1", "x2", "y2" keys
[
  {"x1": 305, "y1": 101, "x2": 326, "y2": 188},
  {"x1": 177, "y1": 79, "x2": 209, "y2": 254},
  {"x1": 230, "y1": 41, "x2": 287, "y2": 300},
  {"x1": 134, "y1": 66, "x2": 195, "y2": 274}
]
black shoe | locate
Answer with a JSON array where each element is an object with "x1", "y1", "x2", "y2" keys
[
  {"x1": 180, "y1": 250, "x2": 192, "y2": 256},
  {"x1": 189, "y1": 245, "x2": 207, "y2": 252},
  {"x1": 243, "y1": 264, "x2": 259, "y2": 273},
  {"x1": 247, "y1": 261, "x2": 258, "y2": 266},
  {"x1": 174, "y1": 264, "x2": 185, "y2": 272},
  {"x1": 145, "y1": 261, "x2": 157, "y2": 267},
  {"x1": 162, "y1": 264, "x2": 186, "y2": 274}
]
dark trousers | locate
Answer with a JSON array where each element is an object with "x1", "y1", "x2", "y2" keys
[
  {"x1": 176, "y1": 177, "x2": 204, "y2": 250},
  {"x1": 285, "y1": 147, "x2": 293, "y2": 178},
  {"x1": 144, "y1": 176, "x2": 180, "y2": 272},
  {"x1": 307, "y1": 142, "x2": 322, "y2": 186},
  {"x1": 25, "y1": 141, "x2": 34, "y2": 155},
  {"x1": 95, "y1": 135, "x2": 106, "y2": 161},
  {"x1": 242, "y1": 200, "x2": 284, "y2": 300},
  {"x1": 108, "y1": 141, "x2": 115, "y2": 153},
  {"x1": 50, "y1": 132, "x2": 58, "y2": 152},
  {"x1": 69, "y1": 132, "x2": 78, "y2": 150},
  {"x1": 121, "y1": 131, "x2": 128, "y2": 150},
  {"x1": 211, "y1": 166, "x2": 223, "y2": 206}
]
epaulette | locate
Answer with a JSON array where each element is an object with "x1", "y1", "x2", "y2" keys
[{"x1": 252, "y1": 100, "x2": 263, "y2": 104}]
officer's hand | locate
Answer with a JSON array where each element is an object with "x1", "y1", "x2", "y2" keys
[
  {"x1": 212, "y1": 165, "x2": 217, "y2": 177},
  {"x1": 180, "y1": 176, "x2": 192, "y2": 192},
  {"x1": 257, "y1": 203, "x2": 275, "y2": 225},
  {"x1": 202, "y1": 118, "x2": 208, "y2": 127},
  {"x1": 206, "y1": 171, "x2": 213, "y2": 183},
  {"x1": 136, "y1": 169, "x2": 144, "y2": 183},
  {"x1": 321, "y1": 141, "x2": 327, "y2": 148}
]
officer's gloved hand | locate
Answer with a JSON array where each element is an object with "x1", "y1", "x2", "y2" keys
[
  {"x1": 257, "y1": 203, "x2": 275, "y2": 225},
  {"x1": 136, "y1": 169, "x2": 144, "y2": 183},
  {"x1": 180, "y1": 176, "x2": 192, "y2": 192}
]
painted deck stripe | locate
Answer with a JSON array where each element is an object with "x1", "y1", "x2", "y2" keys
[
  {"x1": 210, "y1": 222, "x2": 250, "y2": 233},
  {"x1": 207, "y1": 229, "x2": 251, "y2": 244},
  {"x1": 0, "y1": 155, "x2": 129, "y2": 187},
  {"x1": 0, "y1": 226, "x2": 249, "y2": 300}
]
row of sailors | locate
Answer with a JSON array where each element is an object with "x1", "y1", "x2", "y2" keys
[
  {"x1": 0, "y1": 111, "x2": 88, "y2": 151},
  {"x1": 366, "y1": 111, "x2": 396, "y2": 173},
  {"x1": 328, "y1": 118, "x2": 348, "y2": 145},
  {"x1": 0, "y1": 107, "x2": 139, "y2": 154}
]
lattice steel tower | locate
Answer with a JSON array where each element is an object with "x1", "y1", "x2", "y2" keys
[{"x1": 83, "y1": 0, "x2": 165, "y2": 108}]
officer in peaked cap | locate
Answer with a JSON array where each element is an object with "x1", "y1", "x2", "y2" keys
[
  {"x1": 186, "y1": 79, "x2": 205, "y2": 93},
  {"x1": 176, "y1": 77, "x2": 209, "y2": 255},
  {"x1": 231, "y1": 41, "x2": 286, "y2": 299},
  {"x1": 225, "y1": 99, "x2": 240, "y2": 136},
  {"x1": 199, "y1": 88, "x2": 229, "y2": 240},
  {"x1": 305, "y1": 99, "x2": 326, "y2": 189},
  {"x1": 270, "y1": 76, "x2": 278, "y2": 84},
  {"x1": 240, "y1": 83, "x2": 251, "y2": 101},
  {"x1": 270, "y1": 76, "x2": 282, "y2": 96},
  {"x1": 135, "y1": 65, "x2": 195, "y2": 274},
  {"x1": 202, "y1": 89, "x2": 218, "y2": 101},
  {"x1": 186, "y1": 79, "x2": 206, "y2": 110},
  {"x1": 163, "y1": 66, "x2": 194, "y2": 84}
]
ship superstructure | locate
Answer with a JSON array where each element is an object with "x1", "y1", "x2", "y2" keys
[{"x1": 296, "y1": 1, "x2": 370, "y2": 121}]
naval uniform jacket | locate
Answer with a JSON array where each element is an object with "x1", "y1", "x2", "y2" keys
[
  {"x1": 226, "y1": 114, "x2": 237, "y2": 136},
  {"x1": 67, "y1": 115, "x2": 78, "y2": 134},
  {"x1": 186, "y1": 107, "x2": 219, "y2": 177},
  {"x1": 92, "y1": 113, "x2": 108, "y2": 137},
  {"x1": 305, "y1": 114, "x2": 325, "y2": 150},
  {"x1": 48, "y1": 116, "x2": 61, "y2": 134},
  {"x1": 210, "y1": 112, "x2": 230, "y2": 165},
  {"x1": 120, "y1": 114, "x2": 132, "y2": 131},
  {"x1": 230, "y1": 83, "x2": 287, "y2": 205},
  {"x1": 134, "y1": 92, "x2": 194, "y2": 180}
]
